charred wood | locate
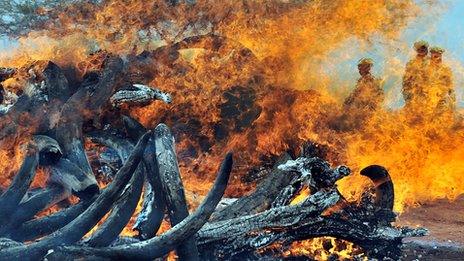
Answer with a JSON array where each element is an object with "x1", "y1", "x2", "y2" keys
[
  {"x1": 197, "y1": 190, "x2": 340, "y2": 258},
  {"x1": 197, "y1": 157, "x2": 420, "y2": 259},
  {"x1": 277, "y1": 157, "x2": 351, "y2": 191},
  {"x1": 260, "y1": 214, "x2": 427, "y2": 260},
  {"x1": 270, "y1": 172, "x2": 309, "y2": 208},
  {"x1": 198, "y1": 194, "x2": 423, "y2": 260},
  {"x1": 271, "y1": 157, "x2": 350, "y2": 207}
]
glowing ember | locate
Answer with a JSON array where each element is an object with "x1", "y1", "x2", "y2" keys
[
  {"x1": 284, "y1": 237, "x2": 364, "y2": 260},
  {"x1": 290, "y1": 186, "x2": 311, "y2": 205}
]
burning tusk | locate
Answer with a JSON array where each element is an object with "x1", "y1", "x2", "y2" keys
[
  {"x1": 33, "y1": 135, "x2": 62, "y2": 166},
  {"x1": 0, "y1": 184, "x2": 71, "y2": 236},
  {"x1": 49, "y1": 158, "x2": 99, "y2": 200},
  {"x1": 0, "y1": 145, "x2": 39, "y2": 229},
  {"x1": 47, "y1": 152, "x2": 233, "y2": 260},
  {"x1": 0, "y1": 131, "x2": 151, "y2": 260},
  {"x1": 120, "y1": 116, "x2": 167, "y2": 240},
  {"x1": 122, "y1": 115, "x2": 147, "y2": 143},
  {"x1": 360, "y1": 165, "x2": 394, "y2": 211},
  {"x1": 153, "y1": 123, "x2": 199, "y2": 260},
  {"x1": 84, "y1": 165, "x2": 144, "y2": 247},
  {"x1": 84, "y1": 131, "x2": 144, "y2": 247},
  {"x1": 9, "y1": 195, "x2": 97, "y2": 242},
  {"x1": 134, "y1": 135, "x2": 166, "y2": 240}
]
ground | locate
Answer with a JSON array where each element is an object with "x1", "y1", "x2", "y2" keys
[{"x1": 397, "y1": 195, "x2": 464, "y2": 260}]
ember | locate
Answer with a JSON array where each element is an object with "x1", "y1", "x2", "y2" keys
[{"x1": 0, "y1": 0, "x2": 462, "y2": 260}]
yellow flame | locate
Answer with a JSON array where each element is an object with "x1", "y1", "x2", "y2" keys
[{"x1": 2, "y1": 3, "x2": 462, "y2": 257}]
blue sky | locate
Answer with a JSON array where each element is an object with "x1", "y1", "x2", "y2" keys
[
  {"x1": 0, "y1": 37, "x2": 12, "y2": 49},
  {"x1": 434, "y1": 0, "x2": 464, "y2": 62}
]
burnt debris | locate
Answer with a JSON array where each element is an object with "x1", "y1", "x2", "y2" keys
[{"x1": 0, "y1": 52, "x2": 427, "y2": 260}]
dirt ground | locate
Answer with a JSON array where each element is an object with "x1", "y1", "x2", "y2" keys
[{"x1": 396, "y1": 195, "x2": 464, "y2": 260}]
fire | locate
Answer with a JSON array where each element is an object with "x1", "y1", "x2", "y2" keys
[
  {"x1": 31, "y1": 167, "x2": 50, "y2": 189},
  {"x1": 290, "y1": 186, "x2": 311, "y2": 205},
  {"x1": 0, "y1": 0, "x2": 462, "y2": 258},
  {"x1": 334, "y1": 110, "x2": 464, "y2": 212},
  {"x1": 284, "y1": 237, "x2": 364, "y2": 260},
  {"x1": 0, "y1": 137, "x2": 30, "y2": 188}
]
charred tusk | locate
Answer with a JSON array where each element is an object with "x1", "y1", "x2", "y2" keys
[
  {"x1": 49, "y1": 158, "x2": 99, "y2": 200},
  {"x1": 0, "y1": 145, "x2": 38, "y2": 228},
  {"x1": 360, "y1": 165, "x2": 394, "y2": 211},
  {"x1": 33, "y1": 135, "x2": 62, "y2": 166},
  {"x1": 0, "y1": 184, "x2": 70, "y2": 235},
  {"x1": 153, "y1": 123, "x2": 199, "y2": 260},
  {"x1": 47, "y1": 152, "x2": 233, "y2": 260},
  {"x1": 83, "y1": 131, "x2": 144, "y2": 247},
  {"x1": 9, "y1": 195, "x2": 97, "y2": 242},
  {"x1": 0, "y1": 131, "x2": 151, "y2": 260},
  {"x1": 134, "y1": 135, "x2": 166, "y2": 240}
]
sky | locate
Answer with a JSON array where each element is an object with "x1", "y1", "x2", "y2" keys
[
  {"x1": 433, "y1": 0, "x2": 464, "y2": 62},
  {"x1": 1, "y1": 0, "x2": 464, "y2": 108}
]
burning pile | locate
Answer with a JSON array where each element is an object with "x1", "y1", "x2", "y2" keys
[
  {"x1": 0, "y1": 49, "x2": 426, "y2": 260},
  {"x1": 0, "y1": 0, "x2": 462, "y2": 259}
]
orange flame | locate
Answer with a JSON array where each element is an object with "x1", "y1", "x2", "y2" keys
[{"x1": 0, "y1": 0, "x2": 462, "y2": 258}]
